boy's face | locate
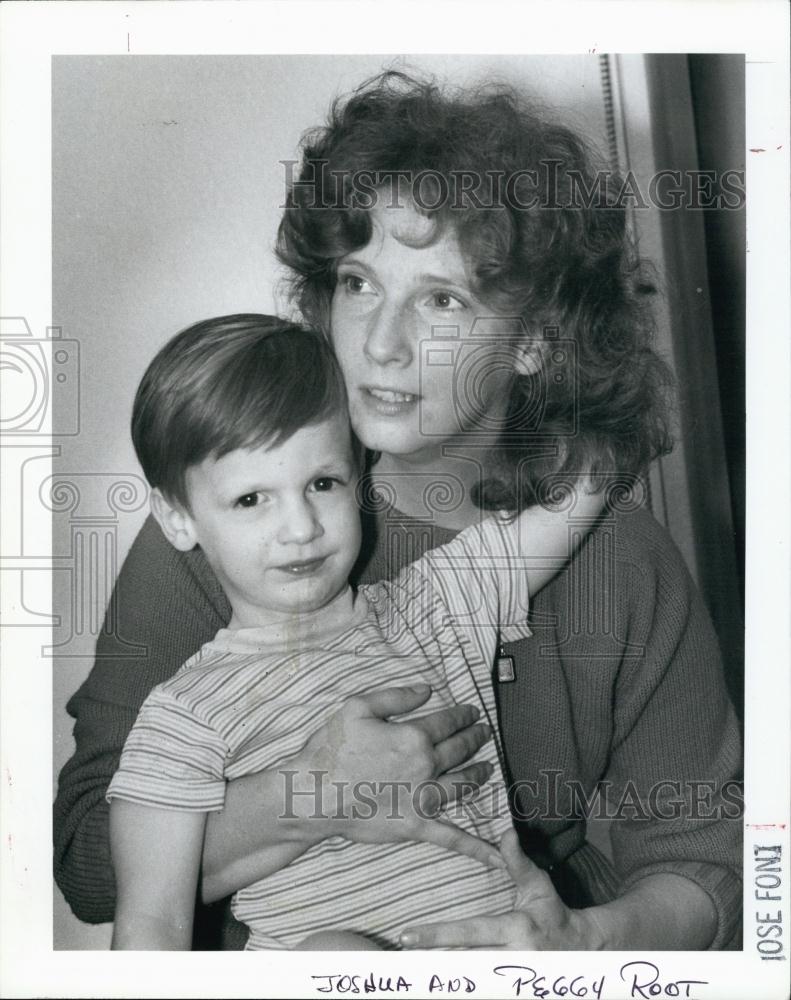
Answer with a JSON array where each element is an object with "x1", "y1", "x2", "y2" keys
[{"x1": 175, "y1": 413, "x2": 361, "y2": 628}]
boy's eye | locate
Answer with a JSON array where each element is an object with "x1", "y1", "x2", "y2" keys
[
  {"x1": 235, "y1": 492, "x2": 261, "y2": 508},
  {"x1": 312, "y1": 477, "x2": 338, "y2": 493}
]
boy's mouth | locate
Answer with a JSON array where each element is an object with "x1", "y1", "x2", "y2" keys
[{"x1": 276, "y1": 557, "x2": 327, "y2": 576}]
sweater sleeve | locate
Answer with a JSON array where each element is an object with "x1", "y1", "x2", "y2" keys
[
  {"x1": 53, "y1": 515, "x2": 231, "y2": 924},
  {"x1": 604, "y1": 515, "x2": 743, "y2": 949}
]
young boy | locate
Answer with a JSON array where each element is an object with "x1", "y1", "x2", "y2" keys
[{"x1": 108, "y1": 314, "x2": 602, "y2": 950}]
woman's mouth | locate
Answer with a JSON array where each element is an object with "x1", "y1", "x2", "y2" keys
[{"x1": 363, "y1": 386, "x2": 420, "y2": 414}]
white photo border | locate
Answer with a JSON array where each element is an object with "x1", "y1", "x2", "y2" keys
[{"x1": 1, "y1": 1, "x2": 789, "y2": 998}]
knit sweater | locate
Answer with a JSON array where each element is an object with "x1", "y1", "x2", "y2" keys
[{"x1": 53, "y1": 502, "x2": 743, "y2": 949}]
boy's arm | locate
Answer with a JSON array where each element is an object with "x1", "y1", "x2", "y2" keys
[
  {"x1": 110, "y1": 799, "x2": 206, "y2": 950},
  {"x1": 54, "y1": 516, "x2": 228, "y2": 925},
  {"x1": 516, "y1": 478, "x2": 604, "y2": 596},
  {"x1": 201, "y1": 774, "x2": 310, "y2": 903},
  {"x1": 417, "y1": 478, "x2": 606, "y2": 643}
]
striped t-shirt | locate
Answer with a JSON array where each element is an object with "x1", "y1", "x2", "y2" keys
[{"x1": 107, "y1": 514, "x2": 533, "y2": 949}]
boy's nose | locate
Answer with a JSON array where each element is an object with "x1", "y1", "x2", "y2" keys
[
  {"x1": 278, "y1": 497, "x2": 324, "y2": 546},
  {"x1": 364, "y1": 302, "x2": 413, "y2": 367}
]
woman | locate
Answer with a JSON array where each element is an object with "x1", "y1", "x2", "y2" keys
[{"x1": 53, "y1": 72, "x2": 742, "y2": 950}]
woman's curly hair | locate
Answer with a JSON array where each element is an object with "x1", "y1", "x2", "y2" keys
[{"x1": 277, "y1": 70, "x2": 673, "y2": 510}]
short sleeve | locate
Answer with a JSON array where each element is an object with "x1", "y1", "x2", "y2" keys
[{"x1": 107, "y1": 687, "x2": 228, "y2": 812}]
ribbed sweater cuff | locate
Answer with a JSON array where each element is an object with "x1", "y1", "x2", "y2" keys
[
  {"x1": 621, "y1": 861, "x2": 742, "y2": 950},
  {"x1": 54, "y1": 801, "x2": 116, "y2": 925}
]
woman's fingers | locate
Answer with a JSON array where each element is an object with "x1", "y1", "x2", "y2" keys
[
  {"x1": 410, "y1": 763, "x2": 492, "y2": 817},
  {"x1": 500, "y1": 828, "x2": 534, "y2": 879},
  {"x1": 352, "y1": 684, "x2": 433, "y2": 720},
  {"x1": 398, "y1": 830, "x2": 576, "y2": 951},
  {"x1": 344, "y1": 691, "x2": 492, "y2": 779},
  {"x1": 415, "y1": 818, "x2": 504, "y2": 871},
  {"x1": 400, "y1": 915, "x2": 508, "y2": 949},
  {"x1": 408, "y1": 703, "x2": 481, "y2": 744},
  {"x1": 500, "y1": 828, "x2": 557, "y2": 904},
  {"x1": 430, "y1": 721, "x2": 492, "y2": 773},
  {"x1": 433, "y1": 762, "x2": 494, "y2": 807}
]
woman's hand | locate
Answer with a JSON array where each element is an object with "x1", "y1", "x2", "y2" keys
[
  {"x1": 399, "y1": 829, "x2": 603, "y2": 950},
  {"x1": 202, "y1": 682, "x2": 500, "y2": 902},
  {"x1": 398, "y1": 829, "x2": 719, "y2": 951},
  {"x1": 287, "y1": 683, "x2": 502, "y2": 867}
]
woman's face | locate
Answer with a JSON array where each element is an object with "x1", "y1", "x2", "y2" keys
[{"x1": 330, "y1": 200, "x2": 524, "y2": 461}]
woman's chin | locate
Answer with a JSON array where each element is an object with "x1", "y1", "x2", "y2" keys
[{"x1": 360, "y1": 432, "x2": 440, "y2": 464}]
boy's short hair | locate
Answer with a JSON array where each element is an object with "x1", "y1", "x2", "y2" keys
[{"x1": 132, "y1": 314, "x2": 353, "y2": 510}]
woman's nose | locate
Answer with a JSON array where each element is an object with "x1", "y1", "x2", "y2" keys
[
  {"x1": 278, "y1": 497, "x2": 324, "y2": 546},
  {"x1": 364, "y1": 301, "x2": 413, "y2": 367}
]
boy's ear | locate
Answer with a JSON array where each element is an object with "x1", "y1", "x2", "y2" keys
[
  {"x1": 150, "y1": 488, "x2": 198, "y2": 552},
  {"x1": 512, "y1": 340, "x2": 544, "y2": 378}
]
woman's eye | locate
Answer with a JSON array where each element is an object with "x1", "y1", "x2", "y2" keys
[
  {"x1": 340, "y1": 274, "x2": 371, "y2": 295},
  {"x1": 430, "y1": 290, "x2": 465, "y2": 310},
  {"x1": 235, "y1": 493, "x2": 261, "y2": 509}
]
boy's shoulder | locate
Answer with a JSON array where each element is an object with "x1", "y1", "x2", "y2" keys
[{"x1": 153, "y1": 638, "x2": 259, "y2": 704}]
